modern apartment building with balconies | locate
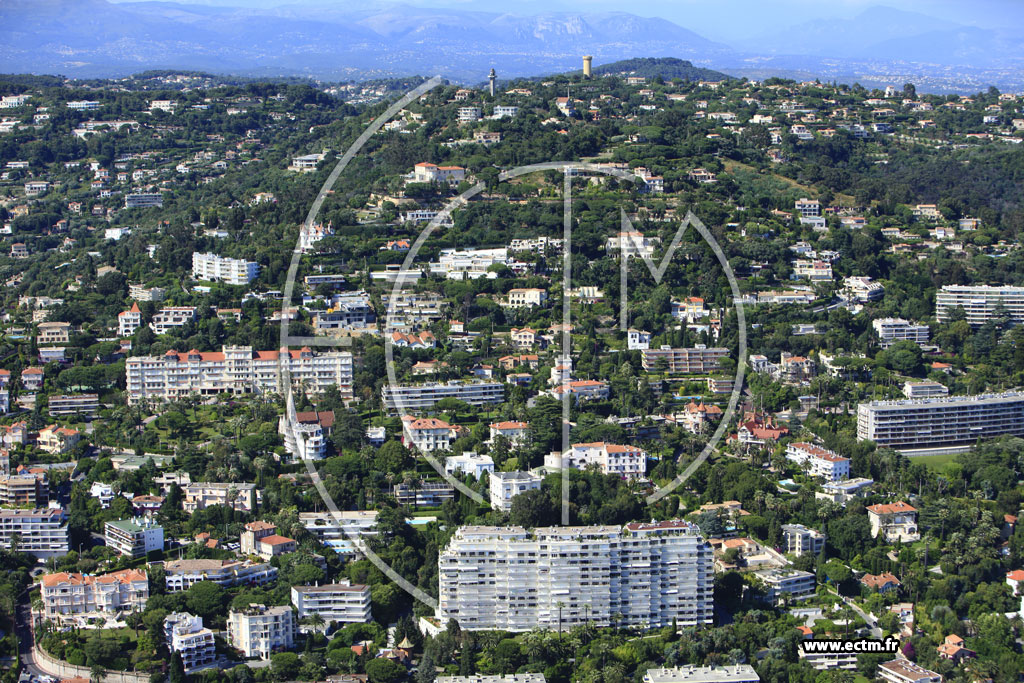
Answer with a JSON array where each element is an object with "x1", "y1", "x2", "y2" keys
[
  {"x1": 438, "y1": 520, "x2": 713, "y2": 631},
  {"x1": 857, "y1": 391, "x2": 1024, "y2": 452}
]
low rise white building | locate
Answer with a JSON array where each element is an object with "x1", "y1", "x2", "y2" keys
[
  {"x1": 489, "y1": 471, "x2": 543, "y2": 511},
  {"x1": 643, "y1": 665, "x2": 760, "y2": 683},
  {"x1": 785, "y1": 443, "x2": 850, "y2": 482},
  {"x1": 445, "y1": 452, "x2": 495, "y2": 479}
]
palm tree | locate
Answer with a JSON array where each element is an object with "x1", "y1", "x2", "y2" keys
[{"x1": 89, "y1": 663, "x2": 106, "y2": 683}]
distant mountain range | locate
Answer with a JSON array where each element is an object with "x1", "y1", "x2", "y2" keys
[{"x1": 1, "y1": 1, "x2": 1023, "y2": 92}]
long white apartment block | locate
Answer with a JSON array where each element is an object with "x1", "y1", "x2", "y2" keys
[
  {"x1": 438, "y1": 520, "x2": 713, "y2": 631},
  {"x1": 163, "y1": 559, "x2": 277, "y2": 591},
  {"x1": 192, "y1": 252, "x2": 260, "y2": 285},
  {"x1": 126, "y1": 345, "x2": 352, "y2": 403},
  {"x1": 290, "y1": 581, "x2": 372, "y2": 623},
  {"x1": 439, "y1": 677, "x2": 546, "y2": 683},
  {"x1": 936, "y1": 284, "x2": 1024, "y2": 326},
  {"x1": 857, "y1": 391, "x2": 1024, "y2": 451},
  {"x1": 0, "y1": 508, "x2": 69, "y2": 558},
  {"x1": 641, "y1": 346, "x2": 729, "y2": 374},
  {"x1": 643, "y1": 665, "x2": 761, "y2": 683},
  {"x1": 872, "y1": 318, "x2": 930, "y2": 347},
  {"x1": 382, "y1": 381, "x2": 504, "y2": 412}
]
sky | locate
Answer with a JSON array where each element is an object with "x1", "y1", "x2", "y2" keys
[{"x1": 108, "y1": 0, "x2": 1021, "y2": 42}]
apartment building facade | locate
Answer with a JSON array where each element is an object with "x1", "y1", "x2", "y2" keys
[
  {"x1": 192, "y1": 252, "x2": 260, "y2": 285},
  {"x1": 438, "y1": 520, "x2": 713, "y2": 631},
  {"x1": 104, "y1": 518, "x2": 164, "y2": 558},
  {"x1": 785, "y1": 443, "x2": 851, "y2": 482},
  {"x1": 489, "y1": 471, "x2": 543, "y2": 512},
  {"x1": 0, "y1": 473, "x2": 48, "y2": 507},
  {"x1": 546, "y1": 442, "x2": 648, "y2": 479},
  {"x1": 41, "y1": 569, "x2": 149, "y2": 622},
  {"x1": 857, "y1": 391, "x2": 1024, "y2": 451},
  {"x1": 0, "y1": 508, "x2": 68, "y2": 557},
  {"x1": 182, "y1": 482, "x2": 258, "y2": 513},
  {"x1": 936, "y1": 284, "x2": 1024, "y2": 326},
  {"x1": 126, "y1": 345, "x2": 353, "y2": 403},
  {"x1": 48, "y1": 393, "x2": 100, "y2": 417},
  {"x1": 781, "y1": 524, "x2": 826, "y2": 556},
  {"x1": 872, "y1": 318, "x2": 931, "y2": 348},
  {"x1": 290, "y1": 581, "x2": 372, "y2": 624},
  {"x1": 641, "y1": 347, "x2": 729, "y2": 374},
  {"x1": 228, "y1": 604, "x2": 295, "y2": 659},
  {"x1": 164, "y1": 612, "x2": 216, "y2": 672},
  {"x1": 382, "y1": 381, "x2": 504, "y2": 412},
  {"x1": 163, "y1": 558, "x2": 277, "y2": 592},
  {"x1": 643, "y1": 666, "x2": 761, "y2": 683}
]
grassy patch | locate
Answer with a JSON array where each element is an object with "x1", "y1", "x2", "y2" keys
[{"x1": 908, "y1": 452, "x2": 960, "y2": 471}]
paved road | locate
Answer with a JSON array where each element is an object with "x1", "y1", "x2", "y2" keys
[
  {"x1": 15, "y1": 597, "x2": 48, "y2": 680},
  {"x1": 843, "y1": 596, "x2": 883, "y2": 638}
]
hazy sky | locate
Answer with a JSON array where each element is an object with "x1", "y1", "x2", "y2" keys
[{"x1": 109, "y1": 0, "x2": 1021, "y2": 42}]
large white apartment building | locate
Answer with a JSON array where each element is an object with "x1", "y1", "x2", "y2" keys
[
  {"x1": 104, "y1": 518, "x2": 164, "y2": 558},
  {"x1": 641, "y1": 347, "x2": 729, "y2": 374},
  {"x1": 936, "y1": 284, "x2": 1024, "y2": 326},
  {"x1": 126, "y1": 345, "x2": 353, "y2": 403},
  {"x1": 164, "y1": 612, "x2": 216, "y2": 672},
  {"x1": 872, "y1": 318, "x2": 930, "y2": 348},
  {"x1": 382, "y1": 381, "x2": 504, "y2": 412},
  {"x1": 290, "y1": 581, "x2": 372, "y2": 624},
  {"x1": 41, "y1": 569, "x2": 149, "y2": 623},
  {"x1": 228, "y1": 604, "x2": 294, "y2": 659},
  {"x1": 785, "y1": 443, "x2": 850, "y2": 482},
  {"x1": 0, "y1": 508, "x2": 68, "y2": 558},
  {"x1": 643, "y1": 665, "x2": 761, "y2": 683},
  {"x1": 438, "y1": 520, "x2": 713, "y2": 631},
  {"x1": 857, "y1": 391, "x2": 1024, "y2": 451},
  {"x1": 192, "y1": 252, "x2": 260, "y2": 285},
  {"x1": 163, "y1": 558, "x2": 277, "y2": 591},
  {"x1": 545, "y1": 442, "x2": 647, "y2": 479}
]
